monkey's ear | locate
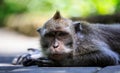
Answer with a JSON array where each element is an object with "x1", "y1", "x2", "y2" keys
[
  {"x1": 37, "y1": 28, "x2": 41, "y2": 33},
  {"x1": 73, "y1": 22, "x2": 82, "y2": 33},
  {"x1": 53, "y1": 11, "x2": 61, "y2": 20}
]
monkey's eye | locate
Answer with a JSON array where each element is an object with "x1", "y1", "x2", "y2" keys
[
  {"x1": 66, "y1": 42, "x2": 73, "y2": 47},
  {"x1": 44, "y1": 32, "x2": 55, "y2": 38},
  {"x1": 58, "y1": 32, "x2": 69, "y2": 37}
]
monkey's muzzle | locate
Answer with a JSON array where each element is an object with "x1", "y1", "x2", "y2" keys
[{"x1": 49, "y1": 54, "x2": 64, "y2": 61}]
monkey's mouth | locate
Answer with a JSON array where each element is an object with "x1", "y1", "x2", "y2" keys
[{"x1": 49, "y1": 54, "x2": 64, "y2": 61}]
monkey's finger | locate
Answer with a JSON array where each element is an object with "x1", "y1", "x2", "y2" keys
[
  {"x1": 22, "y1": 59, "x2": 37, "y2": 66},
  {"x1": 36, "y1": 60, "x2": 55, "y2": 67},
  {"x1": 19, "y1": 54, "x2": 32, "y2": 64},
  {"x1": 12, "y1": 55, "x2": 22, "y2": 65},
  {"x1": 12, "y1": 53, "x2": 31, "y2": 65},
  {"x1": 28, "y1": 48, "x2": 40, "y2": 54}
]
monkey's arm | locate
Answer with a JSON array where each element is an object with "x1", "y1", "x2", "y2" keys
[
  {"x1": 12, "y1": 48, "x2": 56, "y2": 67},
  {"x1": 67, "y1": 41, "x2": 120, "y2": 67}
]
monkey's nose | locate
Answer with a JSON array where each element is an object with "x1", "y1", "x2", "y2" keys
[
  {"x1": 53, "y1": 43, "x2": 59, "y2": 48},
  {"x1": 53, "y1": 45, "x2": 59, "y2": 48}
]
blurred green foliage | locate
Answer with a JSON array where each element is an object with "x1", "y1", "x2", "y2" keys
[{"x1": 0, "y1": 0, "x2": 120, "y2": 27}]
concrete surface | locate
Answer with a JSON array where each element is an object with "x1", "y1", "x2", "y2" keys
[
  {"x1": 0, "y1": 64, "x2": 120, "y2": 73},
  {"x1": 0, "y1": 66, "x2": 101, "y2": 73},
  {"x1": 0, "y1": 64, "x2": 23, "y2": 73},
  {"x1": 0, "y1": 28, "x2": 120, "y2": 73},
  {"x1": 97, "y1": 65, "x2": 120, "y2": 73}
]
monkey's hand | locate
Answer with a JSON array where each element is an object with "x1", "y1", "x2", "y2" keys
[
  {"x1": 12, "y1": 48, "x2": 44, "y2": 66},
  {"x1": 35, "y1": 57, "x2": 57, "y2": 67},
  {"x1": 12, "y1": 48, "x2": 58, "y2": 67}
]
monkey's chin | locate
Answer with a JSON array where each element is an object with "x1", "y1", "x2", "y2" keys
[{"x1": 49, "y1": 54, "x2": 64, "y2": 61}]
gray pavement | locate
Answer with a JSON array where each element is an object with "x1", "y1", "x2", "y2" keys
[
  {"x1": 97, "y1": 65, "x2": 120, "y2": 73},
  {"x1": 0, "y1": 28, "x2": 120, "y2": 73},
  {"x1": 0, "y1": 64, "x2": 120, "y2": 73},
  {"x1": 0, "y1": 66, "x2": 101, "y2": 73}
]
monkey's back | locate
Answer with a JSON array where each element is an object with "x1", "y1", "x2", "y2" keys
[{"x1": 95, "y1": 24, "x2": 120, "y2": 53}]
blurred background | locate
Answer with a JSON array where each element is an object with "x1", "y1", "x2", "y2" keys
[
  {"x1": 1, "y1": 0, "x2": 120, "y2": 36},
  {"x1": 0, "y1": 0, "x2": 120, "y2": 63}
]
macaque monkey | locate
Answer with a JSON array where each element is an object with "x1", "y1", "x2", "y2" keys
[
  {"x1": 13, "y1": 11, "x2": 120, "y2": 67},
  {"x1": 36, "y1": 11, "x2": 120, "y2": 67}
]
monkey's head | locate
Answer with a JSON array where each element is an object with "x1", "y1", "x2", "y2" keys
[{"x1": 37, "y1": 11, "x2": 90, "y2": 61}]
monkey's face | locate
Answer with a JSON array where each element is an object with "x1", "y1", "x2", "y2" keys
[
  {"x1": 37, "y1": 12, "x2": 73, "y2": 61},
  {"x1": 38, "y1": 29, "x2": 73, "y2": 61}
]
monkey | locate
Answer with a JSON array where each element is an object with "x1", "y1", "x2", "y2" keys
[
  {"x1": 34, "y1": 11, "x2": 120, "y2": 67},
  {"x1": 12, "y1": 11, "x2": 120, "y2": 67}
]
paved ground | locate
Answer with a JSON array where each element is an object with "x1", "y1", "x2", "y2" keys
[
  {"x1": 0, "y1": 64, "x2": 120, "y2": 73},
  {"x1": 0, "y1": 28, "x2": 120, "y2": 73}
]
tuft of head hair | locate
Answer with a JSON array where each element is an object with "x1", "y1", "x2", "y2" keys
[
  {"x1": 53, "y1": 11, "x2": 61, "y2": 20},
  {"x1": 43, "y1": 11, "x2": 72, "y2": 31}
]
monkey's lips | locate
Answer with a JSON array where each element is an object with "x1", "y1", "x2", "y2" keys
[{"x1": 49, "y1": 54, "x2": 64, "y2": 61}]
